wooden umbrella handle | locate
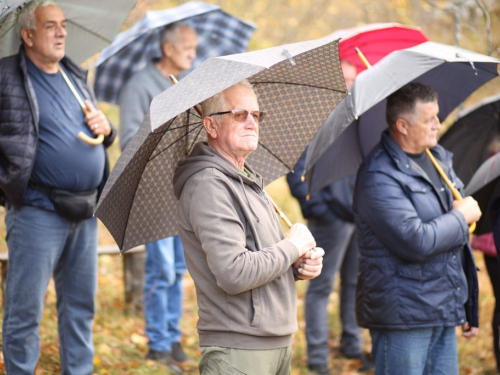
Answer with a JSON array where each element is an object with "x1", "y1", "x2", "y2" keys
[
  {"x1": 78, "y1": 132, "x2": 105, "y2": 146},
  {"x1": 425, "y1": 149, "x2": 476, "y2": 234}
]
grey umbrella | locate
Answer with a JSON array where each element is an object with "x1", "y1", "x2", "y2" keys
[
  {"x1": 303, "y1": 41, "x2": 500, "y2": 194},
  {"x1": 95, "y1": 37, "x2": 347, "y2": 251},
  {"x1": 0, "y1": 0, "x2": 137, "y2": 63}
]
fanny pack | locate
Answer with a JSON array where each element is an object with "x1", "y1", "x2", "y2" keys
[{"x1": 29, "y1": 182, "x2": 97, "y2": 221}]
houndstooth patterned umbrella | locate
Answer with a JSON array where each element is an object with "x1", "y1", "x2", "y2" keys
[
  {"x1": 96, "y1": 37, "x2": 347, "y2": 251},
  {"x1": 94, "y1": 1, "x2": 256, "y2": 104}
]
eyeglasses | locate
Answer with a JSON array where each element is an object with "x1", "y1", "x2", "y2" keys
[{"x1": 209, "y1": 109, "x2": 266, "y2": 124}]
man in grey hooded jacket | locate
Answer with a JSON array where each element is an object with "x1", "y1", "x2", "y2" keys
[{"x1": 173, "y1": 80, "x2": 324, "y2": 374}]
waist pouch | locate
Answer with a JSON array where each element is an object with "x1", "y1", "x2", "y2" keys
[{"x1": 29, "y1": 182, "x2": 97, "y2": 221}]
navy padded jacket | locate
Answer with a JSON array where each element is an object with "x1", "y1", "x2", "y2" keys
[{"x1": 354, "y1": 131, "x2": 478, "y2": 330}]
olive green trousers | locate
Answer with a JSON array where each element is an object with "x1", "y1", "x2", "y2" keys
[{"x1": 199, "y1": 346, "x2": 292, "y2": 375}]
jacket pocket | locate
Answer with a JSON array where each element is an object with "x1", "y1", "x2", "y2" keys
[
  {"x1": 397, "y1": 262, "x2": 445, "y2": 281},
  {"x1": 250, "y1": 288, "x2": 261, "y2": 327},
  {"x1": 397, "y1": 262, "x2": 449, "y2": 323}
]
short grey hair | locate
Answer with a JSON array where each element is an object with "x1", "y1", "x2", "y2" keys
[
  {"x1": 18, "y1": 0, "x2": 57, "y2": 31},
  {"x1": 201, "y1": 80, "x2": 256, "y2": 120},
  {"x1": 159, "y1": 22, "x2": 195, "y2": 53}
]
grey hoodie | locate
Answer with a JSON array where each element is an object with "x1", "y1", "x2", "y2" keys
[{"x1": 173, "y1": 142, "x2": 300, "y2": 349}]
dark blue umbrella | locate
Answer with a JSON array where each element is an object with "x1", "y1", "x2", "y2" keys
[{"x1": 93, "y1": 1, "x2": 256, "y2": 104}]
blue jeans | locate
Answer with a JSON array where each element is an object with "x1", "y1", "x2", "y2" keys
[
  {"x1": 370, "y1": 327, "x2": 459, "y2": 375},
  {"x1": 305, "y1": 217, "x2": 362, "y2": 366},
  {"x1": 3, "y1": 205, "x2": 97, "y2": 375},
  {"x1": 143, "y1": 236, "x2": 186, "y2": 352}
]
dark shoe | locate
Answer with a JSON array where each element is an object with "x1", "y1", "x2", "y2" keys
[
  {"x1": 171, "y1": 342, "x2": 189, "y2": 363},
  {"x1": 308, "y1": 363, "x2": 330, "y2": 375},
  {"x1": 146, "y1": 349, "x2": 183, "y2": 374},
  {"x1": 340, "y1": 351, "x2": 374, "y2": 372}
]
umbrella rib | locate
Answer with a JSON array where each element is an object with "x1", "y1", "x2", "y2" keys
[
  {"x1": 66, "y1": 19, "x2": 113, "y2": 44},
  {"x1": 149, "y1": 123, "x2": 203, "y2": 162},
  {"x1": 161, "y1": 121, "x2": 202, "y2": 132},
  {"x1": 187, "y1": 123, "x2": 205, "y2": 155},
  {"x1": 258, "y1": 141, "x2": 293, "y2": 172},
  {"x1": 253, "y1": 81, "x2": 347, "y2": 94},
  {"x1": 0, "y1": 21, "x2": 15, "y2": 39}
]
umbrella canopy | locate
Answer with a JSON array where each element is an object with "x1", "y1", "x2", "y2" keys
[
  {"x1": 463, "y1": 153, "x2": 500, "y2": 235},
  {"x1": 93, "y1": 1, "x2": 256, "y2": 104},
  {"x1": 439, "y1": 94, "x2": 500, "y2": 186},
  {"x1": 0, "y1": 0, "x2": 136, "y2": 63},
  {"x1": 327, "y1": 23, "x2": 428, "y2": 73},
  {"x1": 304, "y1": 41, "x2": 500, "y2": 194},
  {"x1": 439, "y1": 95, "x2": 500, "y2": 235},
  {"x1": 95, "y1": 37, "x2": 347, "y2": 251}
]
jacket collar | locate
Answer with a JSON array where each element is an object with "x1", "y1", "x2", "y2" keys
[
  {"x1": 381, "y1": 130, "x2": 452, "y2": 179},
  {"x1": 381, "y1": 130, "x2": 454, "y2": 210}
]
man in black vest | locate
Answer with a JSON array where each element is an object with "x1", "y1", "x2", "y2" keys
[{"x1": 0, "y1": 1, "x2": 115, "y2": 373}]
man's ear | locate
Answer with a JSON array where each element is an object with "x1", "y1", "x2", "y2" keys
[
  {"x1": 202, "y1": 117, "x2": 217, "y2": 139},
  {"x1": 162, "y1": 42, "x2": 174, "y2": 58},
  {"x1": 395, "y1": 118, "x2": 408, "y2": 135},
  {"x1": 21, "y1": 28, "x2": 33, "y2": 47}
]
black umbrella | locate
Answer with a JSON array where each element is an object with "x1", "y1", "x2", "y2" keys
[
  {"x1": 439, "y1": 94, "x2": 500, "y2": 186},
  {"x1": 439, "y1": 95, "x2": 500, "y2": 234}
]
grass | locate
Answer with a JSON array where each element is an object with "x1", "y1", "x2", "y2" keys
[{"x1": 0, "y1": 178, "x2": 497, "y2": 374}]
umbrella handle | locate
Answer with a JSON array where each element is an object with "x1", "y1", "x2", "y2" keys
[
  {"x1": 58, "y1": 64, "x2": 105, "y2": 146},
  {"x1": 78, "y1": 132, "x2": 105, "y2": 145},
  {"x1": 425, "y1": 149, "x2": 476, "y2": 234},
  {"x1": 355, "y1": 47, "x2": 372, "y2": 69},
  {"x1": 267, "y1": 194, "x2": 292, "y2": 228}
]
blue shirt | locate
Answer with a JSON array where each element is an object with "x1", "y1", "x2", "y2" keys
[{"x1": 22, "y1": 58, "x2": 105, "y2": 209}]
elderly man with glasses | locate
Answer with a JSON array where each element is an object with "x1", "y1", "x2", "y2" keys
[{"x1": 173, "y1": 80, "x2": 325, "y2": 374}]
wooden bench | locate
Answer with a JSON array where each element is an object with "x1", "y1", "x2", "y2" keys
[{"x1": 0, "y1": 244, "x2": 146, "y2": 310}]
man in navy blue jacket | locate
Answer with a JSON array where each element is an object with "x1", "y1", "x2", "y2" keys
[{"x1": 354, "y1": 82, "x2": 481, "y2": 374}]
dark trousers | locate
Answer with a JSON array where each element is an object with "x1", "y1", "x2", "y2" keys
[{"x1": 485, "y1": 253, "x2": 500, "y2": 372}]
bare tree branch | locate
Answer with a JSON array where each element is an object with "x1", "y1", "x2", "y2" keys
[
  {"x1": 426, "y1": 0, "x2": 453, "y2": 11},
  {"x1": 475, "y1": 0, "x2": 493, "y2": 55}
]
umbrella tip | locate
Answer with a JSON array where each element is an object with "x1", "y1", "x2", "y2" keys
[{"x1": 282, "y1": 50, "x2": 296, "y2": 66}]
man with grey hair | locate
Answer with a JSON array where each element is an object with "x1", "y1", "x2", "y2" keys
[
  {"x1": 0, "y1": 0, "x2": 115, "y2": 373},
  {"x1": 118, "y1": 21, "x2": 197, "y2": 374},
  {"x1": 173, "y1": 80, "x2": 325, "y2": 374}
]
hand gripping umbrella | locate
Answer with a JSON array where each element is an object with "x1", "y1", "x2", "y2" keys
[
  {"x1": 95, "y1": 37, "x2": 347, "y2": 252},
  {"x1": 0, "y1": 0, "x2": 137, "y2": 145}
]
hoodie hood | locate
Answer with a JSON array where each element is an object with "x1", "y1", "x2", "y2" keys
[{"x1": 173, "y1": 142, "x2": 264, "y2": 200}]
